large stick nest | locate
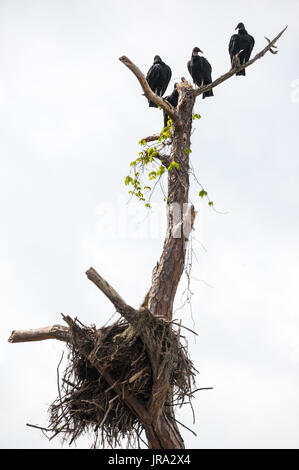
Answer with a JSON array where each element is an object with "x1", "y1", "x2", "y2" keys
[{"x1": 49, "y1": 317, "x2": 196, "y2": 448}]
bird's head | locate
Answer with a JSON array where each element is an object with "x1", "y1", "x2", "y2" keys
[
  {"x1": 154, "y1": 55, "x2": 162, "y2": 63},
  {"x1": 236, "y1": 22, "x2": 245, "y2": 31},
  {"x1": 192, "y1": 47, "x2": 203, "y2": 55}
]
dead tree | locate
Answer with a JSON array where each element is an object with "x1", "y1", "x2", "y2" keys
[{"x1": 8, "y1": 27, "x2": 286, "y2": 449}]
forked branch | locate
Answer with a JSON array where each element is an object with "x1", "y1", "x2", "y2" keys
[{"x1": 195, "y1": 26, "x2": 287, "y2": 98}]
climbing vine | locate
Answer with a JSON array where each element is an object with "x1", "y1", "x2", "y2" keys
[
  {"x1": 124, "y1": 112, "x2": 214, "y2": 209},
  {"x1": 124, "y1": 119, "x2": 174, "y2": 208}
]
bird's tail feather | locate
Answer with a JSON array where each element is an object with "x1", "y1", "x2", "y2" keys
[
  {"x1": 163, "y1": 112, "x2": 169, "y2": 128},
  {"x1": 236, "y1": 69, "x2": 246, "y2": 76},
  {"x1": 149, "y1": 100, "x2": 158, "y2": 108},
  {"x1": 203, "y1": 89, "x2": 214, "y2": 99}
]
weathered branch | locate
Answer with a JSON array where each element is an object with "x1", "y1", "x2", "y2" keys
[
  {"x1": 8, "y1": 325, "x2": 71, "y2": 344},
  {"x1": 119, "y1": 56, "x2": 179, "y2": 122},
  {"x1": 85, "y1": 270, "x2": 169, "y2": 389},
  {"x1": 141, "y1": 134, "x2": 161, "y2": 143},
  {"x1": 85, "y1": 267, "x2": 137, "y2": 323},
  {"x1": 195, "y1": 26, "x2": 287, "y2": 98},
  {"x1": 155, "y1": 152, "x2": 170, "y2": 168}
]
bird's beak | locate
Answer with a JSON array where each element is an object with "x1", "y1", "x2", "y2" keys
[
  {"x1": 235, "y1": 25, "x2": 239, "y2": 30},
  {"x1": 199, "y1": 49, "x2": 203, "y2": 53}
]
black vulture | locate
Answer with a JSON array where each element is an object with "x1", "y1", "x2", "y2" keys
[
  {"x1": 146, "y1": 55, "x2": 172, "y2": 107},
  {"x1": 229, "y1": 22, "x2": 255, "y2": 76},
  {"x1": 163, "y1": 83, "x2": 179, "y2": 128},
  {"x1": 187, "y1": 47, "x2": 214, "y2": 99}
]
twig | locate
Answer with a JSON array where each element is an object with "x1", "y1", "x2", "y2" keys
[
  {"x1": 62, "y1": 378, "x2": 80, "y2": 390},
  {"x1": 188, "y1": 387, "x2": 214, "y2": 396},
  {"x1": 264, "y1": 36, "x2": 278, "y2": 53},
  {"x1": 56, "y1": 352, "x2": 65, "y2": 419},
  {"x1": 99, "y1": 395, "x2": 119, "y2": 429},
  {"x1": 168, "y1": 415, "x2": 197, "y2": 436},
  {"x1": 26, "y1": 423, "x2": 53, "y2": 432},
  {"x1": 172, "y1": 321, "x2": 198, "y2": 337},
  {"x1": 137, "y1": 430, "x2": 149, "y2": 449}
]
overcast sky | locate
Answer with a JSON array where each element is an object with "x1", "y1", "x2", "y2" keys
[{"x1": 0, "y1": 0, "x2": 298, "y2": 449}]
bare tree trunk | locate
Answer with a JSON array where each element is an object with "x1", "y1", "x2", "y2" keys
[
  {"x1": 144, "y1": 412, "x2": 185, "y2": 449},
  {"x1": 148, "y1": 84, "x2": 195, "y2": 320}
]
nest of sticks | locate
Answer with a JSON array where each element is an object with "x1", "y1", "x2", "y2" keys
[{"x1": 48, "y1": 317, "x2": 196, "y2": 448}]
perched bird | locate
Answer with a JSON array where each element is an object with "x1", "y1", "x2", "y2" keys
[
  {"x1": 146, "y1": 55, "x2": 172, "y2": 107},
  {"x1": 187, "y1": 47, "x2": 214, "y2": 99},
  {"x1": 163, "y1": 83, "x2": 179, "y2": 128},
  {"x1": 229, "y1": 22, "x2": 255, "y2": 76}
]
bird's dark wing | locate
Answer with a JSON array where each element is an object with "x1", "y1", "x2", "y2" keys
[
  {"x1": 200, "y1": 57, "x2": 213, "y2": 88},
  {"x1": 171, "y1": 90, "x2": 179, "y2": 107},
  {"x1": 201, "y1": 57, "x2": 212, "y2": 75},
  {"x1": 165, "y1": 89, "x2": 179, "y2": 107},
  {"x1": 188, "y1": 59, "x2": 197, "y2": 84},
  {"x1": 243, "y1": 34, "x2": 255, "y2": 62},
  {"x1": 161, "y1": 64, "x2": 172, "y2": 95},
  {"x1": 198, "y1": 57, "x2": 214, "y2": 97},
  {"x1": 248, "y1": 34, "x2": 255, "y2": 54},
  {"x1": 229, "y1": 34, "x2": 239, "y2": 60},
  {"x1": 165, "y1": 64, "x2": 172, "y2": 84},
  {"x1": 163, "y1": 89, "x2": 178, "y2": 127},
  {"x1": 146, "y1": 64, "x2": 162, "y2": 90}
]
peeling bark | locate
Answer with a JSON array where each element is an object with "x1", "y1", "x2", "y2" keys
[
  {"x1": 144, "y1": 411, "x2": 185, "y2": 449},
  {"x1": 148, "y1": 83, "x2": 195, "y2": 320}
]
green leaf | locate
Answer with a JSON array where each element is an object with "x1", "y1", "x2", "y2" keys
[
  {"x1": 168, "y1": 162, "x2": 180, "y2": 171},
  {"x1": 208, "y1": 201, "x2": 214, "y2": 207},
  {"x1": 192, "y1": 113, "x2": 202, "y2": 120},
  {"x1": 156, "y1": 166, "x2": 166, "y2": 176},
  {"x1": 184, "y1": 148, "x2": 192, "y2": 155},
  {"x1": 199, "y1": 190, "x2": 208, "y2": 198},
  {"x1": 148, "y1": 171, "x2": 157, "y2": 180}
]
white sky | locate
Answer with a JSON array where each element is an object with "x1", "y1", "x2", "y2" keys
[{"x1": 0, "y1": 0, "x2": 298, "y2": 449}]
